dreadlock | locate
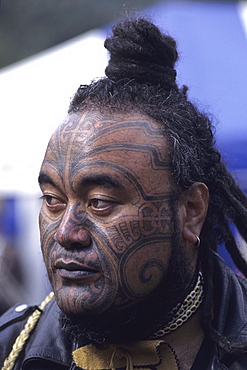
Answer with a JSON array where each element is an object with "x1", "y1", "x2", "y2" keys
[{"x1": 68, "y1": 17, "x2": 247, "y2": 352}]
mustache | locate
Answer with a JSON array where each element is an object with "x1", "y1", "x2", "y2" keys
[
  {"x1": 50, "y1": 245, "x2": 102, "y2": 269},
  {"x1": 52, "y1": 255, "x2": 102, "y2": 273}
]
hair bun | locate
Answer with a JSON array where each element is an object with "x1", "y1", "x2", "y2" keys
[{"x1": 104, "y1": 18, "x2": 178, "y2": 89}]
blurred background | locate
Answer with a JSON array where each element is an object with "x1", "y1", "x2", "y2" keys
[{"x1": 0, "y1": 0, "x2": 247, "y2": 314}]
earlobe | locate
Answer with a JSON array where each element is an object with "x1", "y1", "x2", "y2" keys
[{"x1": 181, "y1": 182, "x2": 209, "y2": 245}]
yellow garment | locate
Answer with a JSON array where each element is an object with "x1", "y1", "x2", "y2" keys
[{"x1": 72, "y1": 340, "x2": 178, "y2": 370}]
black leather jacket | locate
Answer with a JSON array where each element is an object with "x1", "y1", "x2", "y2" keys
[{"x1": 1, "y1": 253, "x2": 247, "y2": 370}]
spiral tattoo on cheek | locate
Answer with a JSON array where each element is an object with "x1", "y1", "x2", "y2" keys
[{"x1": 103, "y1": 199, "x2": 176, "y2": 305}]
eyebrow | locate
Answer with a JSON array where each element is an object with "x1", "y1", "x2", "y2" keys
[
  {"x1": 38, "y1": 172, "x2": 124, "y2": 191},
  {"x1": 79, "y1": 174, "x2": 124, "y2": 190},
  {"x1": 38, "y1": 173, "x2": 57, "y2": 188}
]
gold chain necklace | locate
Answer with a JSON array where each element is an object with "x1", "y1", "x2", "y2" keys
[{"x1": 150, "y1": 271, "x2": 204, "y2": 338}]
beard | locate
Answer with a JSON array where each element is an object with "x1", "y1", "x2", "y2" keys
[{"x1": 60, "y1": 210, "x2": 197, "y2": 348}]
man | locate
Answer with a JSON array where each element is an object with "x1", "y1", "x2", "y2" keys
[{"x1": 1, "y1": 17, "x2": 247, "y2": 370}]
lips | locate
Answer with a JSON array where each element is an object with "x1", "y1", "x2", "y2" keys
[{"x1": 54, "y1": 260, "x2": 101, "y2": 282}]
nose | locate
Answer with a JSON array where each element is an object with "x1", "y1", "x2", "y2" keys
[{"x1": 55, "y1": 207, "x2": 91, "y2": 249}]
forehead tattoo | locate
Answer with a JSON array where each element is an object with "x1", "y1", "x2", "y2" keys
[{"x1": 45, "y1": 111, "x2": 173, "y2": 199}]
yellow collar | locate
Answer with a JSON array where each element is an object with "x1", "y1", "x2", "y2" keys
[{"x1": 72, "y1": 340, "x2": 179, "y2": 370}]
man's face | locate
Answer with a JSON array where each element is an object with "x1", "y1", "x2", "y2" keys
[{"x1": 39, "y1": 110, "x2": 186, "y2": 316}]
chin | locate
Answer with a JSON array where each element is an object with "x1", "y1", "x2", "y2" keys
[{"x1": 53, "y1": 283, "x2": 120, "y2": 316}]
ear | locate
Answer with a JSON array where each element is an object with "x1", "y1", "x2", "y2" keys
[{"x1": 179, "y1": 182, "x2": 209, "y2": 245}]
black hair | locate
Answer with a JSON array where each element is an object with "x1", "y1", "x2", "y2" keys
[{"x1": 68, "y1": 17, "x2": 247, "y2": 353}]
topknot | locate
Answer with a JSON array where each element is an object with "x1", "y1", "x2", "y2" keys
[{"x1": 104, "y1": 18, "x2": 179, "y2": 90}]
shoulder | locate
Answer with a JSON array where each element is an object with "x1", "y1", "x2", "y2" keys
[
  {"x1": 212, "y1": 252, "x2": 247, "y2": 343},
  {"x1": 0, "y1": 293, "x2": 57, "y2": 368},
  {"x1": 0, "y1": 303, "x2": 37, "y2": 366},
  {"x1": 0, "y1": 296, "x2": 71, "y2": 370},
  {"x1": 0, "y1": 303, "x2": 37, "y2": 330}
]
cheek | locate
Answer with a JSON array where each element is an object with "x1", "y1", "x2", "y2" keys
[
  {"x1": 119, "y1": 240, "x2": 169, "y2": 299},
  {"x1": 104, "y1": 201, "x2": 174, "y2": 302},
  {"x1": 39, "y1": 210, "x2": 58, "y2": 265},
  {"x1": 39, "y1": 211, "x2": 47, "y2": 254}
]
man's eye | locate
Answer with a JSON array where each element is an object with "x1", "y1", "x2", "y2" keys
[
  {"x1": 89, "y1": 198, "x2": 113, "y2": 211},
  {"x1": 41, "y1": 195, "x2": 66, "y2": 212}
]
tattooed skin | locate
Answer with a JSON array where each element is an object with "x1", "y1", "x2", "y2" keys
[{"x1": 39, "y1": 110, "x2": 191, "y2": 316}]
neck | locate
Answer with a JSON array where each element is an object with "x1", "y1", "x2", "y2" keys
[{"x1": 162, "y1": 307, "x2": 205, "y2": 370}]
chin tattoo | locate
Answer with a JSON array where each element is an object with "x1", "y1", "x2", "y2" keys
[{"x1": 60, "y1": 235, "x2": 195, "y2": 348}]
